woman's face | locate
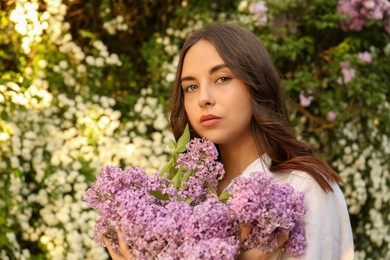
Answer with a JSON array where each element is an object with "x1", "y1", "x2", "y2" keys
[{"x1": 181, "y1": 40, "x2": 253, "y2": 145}]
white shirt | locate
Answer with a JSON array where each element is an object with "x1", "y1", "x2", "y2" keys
[{"x1": 231, "y1": 154, "x2": 355, "y2": 260}]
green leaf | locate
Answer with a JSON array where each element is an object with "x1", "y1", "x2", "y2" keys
[
  {"x1": 148, "y1": 190, "x2": 170, "y2": 201},
  {"x1": 160, "y1": 158, "x2": 173, "y2": 175},
  {"x1": 175, "y1": 124, "x2": 190, "y2": 153},
  {"x1": 218, "y1": 191, "x2": 231, "y2": 202},
  {"x1": 161, "y1": 125, "x2": 191, "y2": 178},
  {"x1": 176, "y1": 144, "x2": 188, "y2": 154},
  {"x1": 0, "y1": 79, "x2": 11, "y2": 85},
  {"x1": 172, "y1": 167, "x2": 183, "y2": 188},
  {"x1": 181, "y1": 169, "x2": 194, "y2": 185},
  {"x1": 78, "y1": 29, "x2": 97, "y2": 40},
  {"x1": 185, "y1": 198, "x2": 193, "y2": 204},
  {"x1": 167, "y1": 166, "x2": 178, "y2": 179},
  {"x1": 0, "y1": 50, "x2": 12, "y2": 60},
  {"x1": 168, "y1": 139, "x2": 176, "y2": 150},
  {"x1": 0, "y1": 111, "x2": 8, "y2": 120},
  {"x1": 205, "y1": 182, "x2": 217, "y2": 195}
]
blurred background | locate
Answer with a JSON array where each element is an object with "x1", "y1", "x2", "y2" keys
[{"x1": 0, "y1": 0, "x2": 389, "y2": 259}]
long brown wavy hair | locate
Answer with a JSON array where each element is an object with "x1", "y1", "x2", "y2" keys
[{"x1": 169, "y1": 23, "x2": 342, "y2": 192}]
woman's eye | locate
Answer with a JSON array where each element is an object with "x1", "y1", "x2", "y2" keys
[
  {"x1": 217, "y1": 76, "x2": 231, "y2": 84},
  {"x1": 184, "y1": 85, "x2": 197, "y2": 92}
]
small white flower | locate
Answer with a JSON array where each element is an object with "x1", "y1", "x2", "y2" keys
[
  {"x1": 59, "y1": 60, "x2": 68, "y2": 69},
  {"x1": 75, "y1": 51, "x2": 85, "y2": 61},
  {"x1": 153, "y1": 114, "x2": 168, "y2": 130},
  {"x1": 238, "y1": 1, "x2": 249, "y2": 12},
  {"x1": 93, "y1": 40, "x2": 106, "y2": 51},
  {"x1": 77, "y1": 64, "x2": 86, "y2": 73},
  {"x1": 137, "y1": 121, "x2": 147, "y2": 134},
  {"x1": 38, "y1": 59, "x2": 48, "y2": 68},
  {"x1": 0, "y1": 132, "x2": 10, "y2": 141},
  {"x1": 166, "y1": 28, "x2": 174, "y2": 35},
  {"x1": 165, "y1": 72, "x2": 176, "y2": 82},
  {"x1": 162, "y1": 37, "x2": 170, "y2": 46},
  {"x1": 85, "y1": 56, "x2": 95, "y2": 66},
  {"x1": 95, "y1": 57, "x2": 105, "y2": 67},
  {"x1": 100, "y1": 49, "x2": 109, "y2": 58},
  {"x1": 116, "y1": 15, "x2": 124, "y2": 23},
  {"x1": 53, "y1": 65, "x2": 61, "y2": 73}
]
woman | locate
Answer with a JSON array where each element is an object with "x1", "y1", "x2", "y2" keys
[{"x1": 105, "y1": 23, "x2": 354, "y2": 259}]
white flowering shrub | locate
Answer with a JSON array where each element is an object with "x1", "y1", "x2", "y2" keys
[
  {"x1": 0, "y1": 0, "x2": 172, "y2": 259},
  {"x1": 0, "y1": 79, "x2": 172, "y2": 259},
  {"x1": 0, "y1": 0, "x2": 389, "y2": 259}
]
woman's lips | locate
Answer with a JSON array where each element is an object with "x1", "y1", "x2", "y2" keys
[{"x1": 200, "y1": 114, "x2": 222, "y2": 127}]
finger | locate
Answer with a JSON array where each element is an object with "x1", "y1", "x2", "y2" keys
[
  {"x1": 240, "y1": 224, "x2": 252, "y2": 243},
  {"x1": 237, "y1": 248, "x2": 267, "y2": 260},
  {"x1": 117, "y1": 227, "x2": 135, "y2": 260},
  {"x1": 103, "y1": 235, "x2": 124, "y2": 260},
  {"x1": 277, "y1": 230, "x2": 290, "y2": 247}
]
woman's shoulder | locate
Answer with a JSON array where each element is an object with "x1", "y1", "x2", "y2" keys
[
  {"x1": 273, "y1": 169, "x2": 316, "y2": 188},
  {"x1": 276, "y1": 169, "x2": 315, "y2": 183},
  {"x1": 246, "y1": 154, "x2": 344, "y2": 197},
  {"x1": 274, "y1": 168, "x2": 344, "y2": 198}
]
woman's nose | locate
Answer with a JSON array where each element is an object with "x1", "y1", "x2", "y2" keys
[{"x1": 198, "y1": 84, "x2": 215, "y2": 107}]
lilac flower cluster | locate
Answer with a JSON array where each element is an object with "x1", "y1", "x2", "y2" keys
[
  {"x1": 175, "y1": 138, "x2": 224, "y2": 203},
  {"x1": 357, "y1": 51, "x2": 373, "y2": 64},
  {"x1": 249, "y1": 1, "x2": 268, "y2": 26},
  {"x1": 337, "y1": 0, "x2": 390, "y2": 34},
  {"x1": 84, "y1": 165, "x2": 239, "y2": 259},
  {"x1": 83, "y1": 166, "x2": 169, "y2": 254},
  {"x1": 84, "y1": 137, "x2": 307, "y2": 259},
  {"x1": 299, "y1": 90, "x2": 314, "y2": 107},
  {"x1": 227, "y1": 172, "x2": 307, "y2": 256},
  {"x1": 339, "y1": 61, "x2": 356, "y2": 83}
]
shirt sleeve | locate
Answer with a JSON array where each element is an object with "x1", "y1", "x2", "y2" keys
[{"x1": 277, "y1": 171, "x2": 354, "y2": 260}]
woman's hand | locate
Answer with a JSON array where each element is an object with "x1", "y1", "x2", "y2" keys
[
  {"x1": 102, "y1": 227, "x2": 134, "y2": 260},
  {"x1": 238, "y1": 225, "x2": 289, "y2": 260},
  {"x1": 102, "y1": 225, "x2": 288, "y2": 260}
]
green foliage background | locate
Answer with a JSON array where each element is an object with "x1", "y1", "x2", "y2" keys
[{"x1": 0, "y1": 0, "x2": 389, "y2": 259}]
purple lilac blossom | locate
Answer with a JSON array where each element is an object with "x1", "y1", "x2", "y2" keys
[
  {"x1": 166, "y1": 237, "x2": 239, "y2": 260},
  {"x1": 327, "y1": 111, "x2": 338, "y2": 122},
  {"x1": 250, "y1": 1, "x2": 268, "y2": 26},
  {"x1": 299, "y1": 91, "x2": 314, "y2": 107},
  {"x1": 176, "y1": 138, "x2": 224, "y2": 203},
  {"x1": 119, "y1": 197, "x2": 239, "y2": 259},
  {"x1": 83, "y1": 166, "x2": 151, "y2": 247},
  {"x1": 283, "y1": 225, "x2": 307, "y2": 256},
  {"x1": 84, "y1": 140, "x2": 239, "y2": 259},
  {"x1": 337, "y1": 0, "x2": 390, "y2": 33},
  {"x1": 357, "y1": 51, "x2": 373, "y2": 63},
  {"x1": 158, "y1": 198, "x2": 240, "y2": 259},
  {"x1": 84, "y1": 137, "x2": 307, "y2": 258},
  {"x1": 340, "y1": 61, "x2": 356, "y2": 83},
  {"x1": 227, "y1": 171, "x2": 307, "y2": 256}
]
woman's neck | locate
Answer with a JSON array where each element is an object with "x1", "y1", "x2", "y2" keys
[{"x1": 217, "y1": 133, "x2": 261, "y2": 194}]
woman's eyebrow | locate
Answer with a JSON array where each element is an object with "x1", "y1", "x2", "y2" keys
[
  {"x1": 181, "y1": 76, "x2": 195, "y2": 83},
  {"x1": 181, "y1": 64, "x2": 229, "y2": 83},
  {"x1": 209, "y1": 64, "x2": 228, "y2": 74}
]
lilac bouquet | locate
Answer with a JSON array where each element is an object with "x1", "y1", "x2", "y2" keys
[{"x1": 84, "y1": 125, "x2": 307, "y2": 259}]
